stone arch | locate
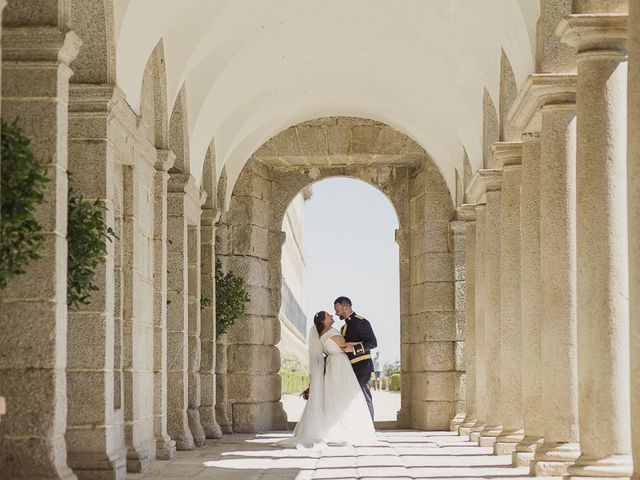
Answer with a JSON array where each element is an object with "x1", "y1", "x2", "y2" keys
[
  {"x1": 169, "y1": 86, "x2": 191, "y2": 174},
  {"x1": 140, "y1": 40, "x2": 170, "y2": 149},
  {"x1": 201, "y1": 141, "x2": 217, "y2": 212},
  {"x1": 499, "y1": 49, "x2": 518, "y2": 141},
  {"x1": 68, "y1": 0, "x2": 116, "y2": 84},
  {"x1": 482, "y1": 88, "x2": 499, "y2": 169},
  {"x1": 215, "y1": 117, "x2": 457, "y2": 433}
]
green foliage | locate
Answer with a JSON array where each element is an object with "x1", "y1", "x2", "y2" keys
[
  {"x1": 389, "y1": 373, "x2": 402, "y2": 391},
  {"x1": 280, "y1": 370, "x2": 310, "y2": 395},
  {"x1": 67, "y1": 186, "x2": 115, "y2": 308},
  {"x1": 384, "y1": 360, "x2": 400, "y2": 378},
  {"x1": 200, "y1": 295, "x2": 212, "y2": 310},
  {"x1": 280, "y1": 352, "x2": 308, "y2": 374},
  {"x1": 215, "y1": 259, "x2": 250, "y2": 336},
  {"x1": 279, "y1": 353, "x2": 309, "y2": 395},
  {"x1": 0, "y1": 119, "x2": 49, "y2": 289}
]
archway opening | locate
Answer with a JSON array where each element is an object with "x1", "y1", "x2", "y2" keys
[{"x1": 278, "y1": 177, "x2": 401, "y2": 426}]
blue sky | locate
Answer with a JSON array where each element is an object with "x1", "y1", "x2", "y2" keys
[{"x1": 303, "y1": 177, "x2": 401, "y2": 363}]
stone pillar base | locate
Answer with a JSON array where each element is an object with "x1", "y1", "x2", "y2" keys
[
  {"x1": 232, "y1": 401, "x2": 288, "y2": 433},
  {"x1": 469, "y1": 422, "x2": 485, "y2": 443},
  {"x1": 202, "y1": 420, "x2": 223, "y2": 440},
  {"x1": 396, "y1": 407, "x2": 411, "y2": 429},
  {"x1": 458, "y1": 418, "x2": 478, "y2": 437},
  {"x1": 126, "y1": 446, "x2": 153, "y2": 474},
  {"x1": 531, "y1": 442, "x2": 580, "y2": 476},
  {"x1": 513, "y1": 435, "x2": 543, "y2": 467},
  {"x1": 567, "y1": 454, "x2": 633, "y2": 480},
  {"x1": 450, "y1": 413, "x2": 466, "y2": 433},
  {"x1": 70, "y1": 451, "x2": 126, "y2": 480},
  {"x1": 173, "y1": 432, "x2": 195, "y2": 451},
  {"x1": 494, "y1": 429, "x2": 524, "y2": 455},
  {"x1": 187, "y1": 408, "x2": 206, "y2": 447},
  {"x1": 478, "y1": 424, "x2": 502, "y2": 447},
  {"x1": 155, "y1": 437, "x2": 176, "y2": 460},
  {"x1": 200, "y1": 406, "x2": 223, "y2": 439}
]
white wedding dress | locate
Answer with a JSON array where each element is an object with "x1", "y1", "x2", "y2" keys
[{"x1": 278, "y1": 327, "x2": 376, "y2": 448}]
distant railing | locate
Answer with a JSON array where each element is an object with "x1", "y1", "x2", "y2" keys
[{"x1": 280, "y1": 279, "x2": 307, "y2": 336}]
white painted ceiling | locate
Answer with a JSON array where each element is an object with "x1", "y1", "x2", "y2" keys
[{"x1": 115, "y1": 0, "x2": 539, "y2": 196}]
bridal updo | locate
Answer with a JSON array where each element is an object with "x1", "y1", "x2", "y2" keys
[{"x1": 313, "y1": 311, "x2": 326, "y2": 335}]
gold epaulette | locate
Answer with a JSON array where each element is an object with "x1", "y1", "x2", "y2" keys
[{"x1": 355, "y1": 314, "x2": 364, "y2": 320}]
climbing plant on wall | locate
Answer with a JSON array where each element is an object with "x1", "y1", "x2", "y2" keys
[
  {"x1": 0, "y1": 119, "x2": 49, "y2": 290},
  {"x1": 215, "y1": 259, "x2": 250, "y2": 336},
  {"x1": 67, "y1": 183, "x2": 116, "y2": 308}
]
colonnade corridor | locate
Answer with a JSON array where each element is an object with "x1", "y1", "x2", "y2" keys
[
  {"x1": 1, "y1": 1, "x2": 639, "y2": 480},
  {"x1": 127, "y1": 431, "x2": 531, "y2": 480}
]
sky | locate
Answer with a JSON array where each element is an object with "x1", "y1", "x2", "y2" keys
[{"x1": 302, "y1": 177, "x2": 401, "y2": 364}]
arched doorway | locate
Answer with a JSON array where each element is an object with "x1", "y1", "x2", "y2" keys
[
  {"x1": 278, "y1": 176, "x2": 402, "y2": 426},
  {"x1": 215, "y1": 117, "x2": 458, "y2": 433}
]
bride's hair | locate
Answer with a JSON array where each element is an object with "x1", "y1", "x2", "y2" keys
[{"x1": 313, "y1": 311, "x2": 326, "y2": 335}]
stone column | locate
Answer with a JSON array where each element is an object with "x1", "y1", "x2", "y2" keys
[
  {"x1": 629, "y1": 2, "x2": 640, "y2": 478},
  {"x1": 404, "y1": 164, "x2": 457, "y2": 431},
  {"x1": 0, "y1": 25, "x2": 80, "y2": 479},
  {"x1": 152, "y1": 149, "x2": 177, "y2": 459},
  {"x1": 562, "y1": 7, "x2": 634, "y2": 478},
  {"x1": 199, "y1": 204, "x2": 222, "y2": 439},
  {"x1": 396, "y1": 227, "x2": 413, "y2": 429},
  {"x1": 493, "y1": 143, "x2": 524, "y2": 456},
  {"x1": 532, "y1": 99, "x2": 581, "y2": 477},
  {"x1": 218, "y1": 161, "x2": 286, "y2": 433},
  {"x1": 66, "y1": 85, "x2": 127, "y2": 479},
  {"x1": 469, "y1": 204, "x2": 486, "y2": 443},
  {"x1": 513, "y1": 132, "x2": 544, "y2": 467},
  {"x1": 450, "y1": 220, "x2": 467, "y2": 432},
  {"x1": 186, "y1": 219, "x2": 206, "y2": 447},
  {"x1": 478, "y1": 172, "x2": 503, "y2": 447},
  {"x1": 458, "y1": 205, "x2": 477, "y2": 437},
  {"x1": 166, "y1": 173, "x2": 194, "y2": 450},
  {"x1": 122, "y1": 155, "x2": 158, "y2": 472}
]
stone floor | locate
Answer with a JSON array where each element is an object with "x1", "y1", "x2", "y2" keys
[{"x1": 127, "y1": 431, "x2": 531, "y2": 480}]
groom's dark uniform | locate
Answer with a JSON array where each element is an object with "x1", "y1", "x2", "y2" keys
[{"x1": 341, "y1": 312, "x2": 377, "y2": 420}]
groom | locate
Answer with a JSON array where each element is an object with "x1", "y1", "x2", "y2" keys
[{"x1": 334, "y1": 296, "x2": 377, "y2": 421}]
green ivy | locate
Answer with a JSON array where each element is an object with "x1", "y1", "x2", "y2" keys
[
  {"x1": 67, "y1": 185, "x2": 115, "y2": 308},
  {"x1": 200, "y1": 295, "x2": 212, "y2": 310},
  {"x1": 215, "y1": 259, "x2": 250, "y2": 336},
  {"x1": 0, "y1": 119, "x2": 49, "y2": 290}
]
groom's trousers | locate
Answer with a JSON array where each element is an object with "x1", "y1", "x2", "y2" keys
[{"x1": 357, "y1": 373, "x2": 375, "y2": 421}]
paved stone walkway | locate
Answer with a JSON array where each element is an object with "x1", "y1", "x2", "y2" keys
[{"x1": 128, "y1": 431, "x2": 531, "y2": 480}]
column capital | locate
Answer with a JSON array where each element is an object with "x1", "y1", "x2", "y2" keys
[
  {"x1": 559, "y1": 14, "x2": 627, "y2": 54},
  {"x1": 156, "y1": 149, "x2": 176, "y2": 173},
  {"x1": 458, "y1": 203, "x2": 477, "y2": 222},
  {"x1": 492, "y1": 142, "x2": 523, "y2": 168},
  {"x1": 466, "y1": 169, "x2": 502, "y2": 204},
  {"x1": 68, "y1": 84, "x2": 125, "y2": 113},
  {"x1": 449, "y1": 220, "x2": 466, "y2": 236},
  {"x1": 201, "y1": 206, "x2": 221, "y2": 225},
  {"x1": 2, "y1": 27, "x2": 81, "y2": 66},
  {"x1": 508, "y1": 74, "x2": 577, "y2": 134},
  {"x1": 168, "y1": 172, "x2": 192, "y2": 193}
]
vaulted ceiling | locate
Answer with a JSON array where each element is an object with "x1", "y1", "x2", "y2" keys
[{"x1": 115, "y1": 0, "x2": 539, "y2": 195}]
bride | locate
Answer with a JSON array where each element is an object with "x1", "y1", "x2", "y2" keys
[{"x1": 278, "y1": 311, "x2": 377, "y2": 448}]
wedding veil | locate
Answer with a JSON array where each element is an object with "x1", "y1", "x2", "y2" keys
[{"x1": 283, "y1": 325, "x2": 327, "y2": 446}]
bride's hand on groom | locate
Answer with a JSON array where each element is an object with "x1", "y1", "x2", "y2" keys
[{"x1": 342, "y1": 344, "x2": 355, "y2": 352}]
